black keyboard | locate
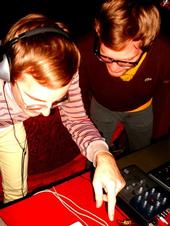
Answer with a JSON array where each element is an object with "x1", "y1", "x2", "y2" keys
[{"x1": 148, "y1": 161, "x2": 170, "y2": 192}]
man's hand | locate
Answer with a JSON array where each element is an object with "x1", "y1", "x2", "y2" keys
[{"x1": 92, "y1": 151, "x2": 126, "y2": 221}]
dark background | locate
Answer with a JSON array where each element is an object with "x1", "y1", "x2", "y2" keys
[
  {"x1": 0, "y1": 0, "x2": 104, "y2": 39},
  {"x1": 0, "y1": 1, "x2": 169, "y2": 40}
]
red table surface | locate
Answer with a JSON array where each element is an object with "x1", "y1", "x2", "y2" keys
[{"x1": 0, "y1": 172, "x2": 131, "y2": 226}]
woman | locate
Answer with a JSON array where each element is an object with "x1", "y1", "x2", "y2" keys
[{"x1": 0, "y1": 13, "x2": 125, "y2": 221}]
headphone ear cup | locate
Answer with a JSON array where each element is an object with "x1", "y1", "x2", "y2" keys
[{"x1": 0, "y1": 53, "x2": 11, "y2": 82}]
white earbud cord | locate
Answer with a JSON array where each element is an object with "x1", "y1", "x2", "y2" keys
[{"x1": 34, "y1": 189, "x2": 109, "y2": 226}]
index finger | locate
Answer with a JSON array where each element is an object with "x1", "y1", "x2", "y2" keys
[{"x1": 107, "y1": 186, "x2": 117, "y2": 221}]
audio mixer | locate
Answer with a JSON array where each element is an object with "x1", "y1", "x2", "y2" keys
[{"x1": 117, "y1": 165, "x2": 170, "y2": 226}]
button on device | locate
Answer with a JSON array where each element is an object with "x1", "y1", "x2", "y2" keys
[{"x1": 123, "y1": 168, "x2": 130, "y2": 174}]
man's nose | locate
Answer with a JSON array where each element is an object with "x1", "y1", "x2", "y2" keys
[{"x1": 109, "y1": 62, "x2": 121, "y2": 70}]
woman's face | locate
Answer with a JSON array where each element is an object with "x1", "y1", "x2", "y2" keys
[
  {"x1": 12, "y1": 73, "x2": 70, "y2": 117},
  {"x1": 99, "y1": 40, "x2": 143, "y2": 77}
]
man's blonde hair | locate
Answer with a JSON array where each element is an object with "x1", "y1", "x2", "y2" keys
[{"x1": 95, "y1": 0, "x2": 160, "y2": 50}]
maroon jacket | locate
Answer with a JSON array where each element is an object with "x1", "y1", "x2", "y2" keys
[{"x1": 78, "y1": 32, "x2": 170, "y2": 138}]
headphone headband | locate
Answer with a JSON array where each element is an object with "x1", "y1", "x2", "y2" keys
[
  {"x1": 0, "y1": 26, "x2": 71, "y2": 82},
  {"x1": 4, "y1": 26, "x2": 71, "y2": 48}
]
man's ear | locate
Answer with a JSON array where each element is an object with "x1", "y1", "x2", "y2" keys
[
  {"x1": 133, "y1": 40, "x2": 143, "y2": 50},
  {"x1": 94, "y1": 19, "x2": 100, "y2": 36}
]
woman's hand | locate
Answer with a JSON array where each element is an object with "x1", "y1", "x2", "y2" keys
[{"x1": 92, "y1": 151, "x2": 126, "y2": 221}]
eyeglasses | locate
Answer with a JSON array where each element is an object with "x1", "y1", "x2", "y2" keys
[
  {"x1": 94, "y1": 49, "x2": 143, "y2": 69},
  {"x1": 15, "y1": 82, "x2": 68, "y2": 111}
]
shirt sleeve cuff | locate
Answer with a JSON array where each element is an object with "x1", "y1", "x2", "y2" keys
[{"x1": 86, "y1": 140, "x2": 111, "y2": 166}]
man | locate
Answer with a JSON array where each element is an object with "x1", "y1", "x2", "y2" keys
[{"x1": 78, "y1": 0, "x2": 170, "y2": 151}]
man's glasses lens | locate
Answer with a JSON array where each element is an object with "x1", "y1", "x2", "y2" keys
[{"x1": 94, "y1": 49, "x2": 140, "y2": 68}]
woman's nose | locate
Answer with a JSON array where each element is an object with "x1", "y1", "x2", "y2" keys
[{"x1": 40, "y1": 106, "x2": 51, "y2": 117}]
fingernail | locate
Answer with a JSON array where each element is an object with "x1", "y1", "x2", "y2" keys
[{"x1": 110, "y1": 215, "x2": 114, "y2": 221}]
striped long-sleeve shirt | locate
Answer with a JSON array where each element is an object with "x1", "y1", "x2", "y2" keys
[{"x1": 0, "y1": 73, "x2": 109, "y2": 163}]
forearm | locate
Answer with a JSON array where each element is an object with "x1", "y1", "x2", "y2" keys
[{"x1": 59, "y1": 108, "x2": 110, "y2": 162}]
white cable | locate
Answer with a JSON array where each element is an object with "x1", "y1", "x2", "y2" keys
[
  {"x1": 34, "y1": 189, "x2": 109, "y2": 226},
  {"x1": 52, "y1": 187, "x2": 109, "y2": 226}
]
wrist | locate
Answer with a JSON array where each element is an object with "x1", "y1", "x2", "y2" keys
[{"x1": 94, "y1": 151, "x2": 114, "y2": 167}]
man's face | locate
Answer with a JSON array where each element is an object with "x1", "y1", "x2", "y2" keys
[
  {"x1": 99, "y1": 40, "x2": 142, "y2": 77},
  {"x1": 12, "y1": 74, "x2": 70, "y2": 117}
]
